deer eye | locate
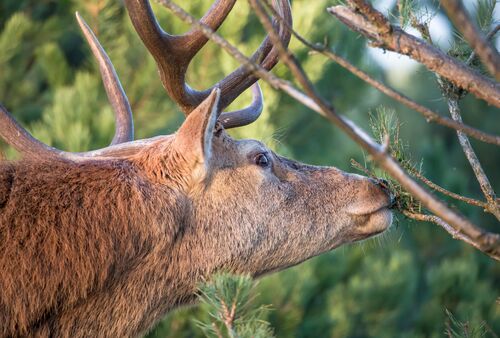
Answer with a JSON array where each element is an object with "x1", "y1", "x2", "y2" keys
[{"x1": 254, "y1": 153, "x2": 270, "y2": 168}]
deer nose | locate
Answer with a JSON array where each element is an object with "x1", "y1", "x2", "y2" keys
[
  {"x1": 379, "y1": 178, "x2": 389, "y2": 186},
  {"x1": 374, "y1": 178, "x2": 396, "y2": 208}
]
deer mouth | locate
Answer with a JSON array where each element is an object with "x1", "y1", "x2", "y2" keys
[{"x1": 351, "y1": 206, "x2": 393, "y2": 240}]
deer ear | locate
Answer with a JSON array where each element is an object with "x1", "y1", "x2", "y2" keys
[{"x1": 173, "y1": 88, "x2": 220, "y2": 174}]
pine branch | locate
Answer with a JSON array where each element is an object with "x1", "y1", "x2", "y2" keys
[
  {"x1": 428, "y1": 3, "x2": 500, "y2": 221},
  {"x1": 352, "y1": 110, "x2": 493, "y2": 214},
  {"x1": 440, "y1": 0, "x2": 500, "y2": 80},
  {"x1": 259, "y1": 0, "x2": 500, "y2": 146},
  {"x1": 444, "y1": 308, "x2": 490, "y2": 338},
  {"x1": 403, "y1": 0, "x2": 500, "y2": 220},
  {"x1": 195, "y1": 273, "x2": 274, "y2": 338},
  {"x1": 327, "y1": 2, "x2": 500, "y2": 108}
]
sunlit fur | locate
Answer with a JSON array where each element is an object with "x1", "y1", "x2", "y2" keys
[{"x1": 0, "y1": 98, "x2": 392, "y2": 337}]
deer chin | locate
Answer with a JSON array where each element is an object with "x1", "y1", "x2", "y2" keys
[{"x1": 350, "y1": 207, "x2": 393, "y2": 241}]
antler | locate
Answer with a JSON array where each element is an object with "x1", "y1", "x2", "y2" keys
[
  {"x1": 0, "y1": 13, "x2": 134, "y2": 159},
  {"x1": 124, "y1": 0, "x2": 292, "y2": 128},
  {"x1": 0, "y1": 1, "x2": 291, "y2": 159},
  {"x1": 76, "y1": 12, "x2": 134, "y2": 145},
  {"x1": 0, "y1": 104, "x2": 66, "y2": 159}
]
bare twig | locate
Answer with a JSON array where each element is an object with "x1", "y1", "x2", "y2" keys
[
  {"x1": 403, "y1": 6, "x2": 500, "y2": 219},
  {"x1": 402, "y1": 211, "x2": 482, "y2": 252},
  {"x1": 409, "y1": 167, "x2": 489, "y2": 210},
  {"x1": 159, "y1": 0, "x2": 500, "y2": 260},
  {"x1": 260, "y1": 0, "x2": 500, "y2": 146},
  {"x1": 446, "y1": 98, "x2": 500, "y2": 220},
  {"x1": 327, "y1": 3, "x2": 500, "y2": 108},
  {"x1": 440, "y1": 0, "x2": 500, "y2": 80}
]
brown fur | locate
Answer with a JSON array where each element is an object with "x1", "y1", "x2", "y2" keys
[{"x1": 0, "y1": 96, "x2": 392, "y2": 337}]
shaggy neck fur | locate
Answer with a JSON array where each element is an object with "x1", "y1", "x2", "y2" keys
[{"x1": 0, "y1": 143, "x2": 208, "y2": 337}]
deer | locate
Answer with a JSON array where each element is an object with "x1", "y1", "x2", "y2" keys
[{"x1": 0, "y1": 0, "x2": 393, "y2": 337}]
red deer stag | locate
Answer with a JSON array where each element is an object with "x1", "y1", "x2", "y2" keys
[{"x1": 0, "y1": 0, "x2": 393, "y2": 336}]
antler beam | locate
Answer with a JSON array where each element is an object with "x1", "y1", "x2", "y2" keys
[{"x1": 125, "y1": 0, "x2": 291, "y2": 128}]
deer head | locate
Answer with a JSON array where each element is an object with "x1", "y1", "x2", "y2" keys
[
  {"x1": 133, "y1": 87, "x2": 393, "y2": 279},
  {"x1": 0, "y1": 0, "x2": 393, "y2": 336}
]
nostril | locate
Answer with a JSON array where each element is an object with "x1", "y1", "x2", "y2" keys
[{"x1": 374, "y1": 178, "x2": 396, "y2": 207}]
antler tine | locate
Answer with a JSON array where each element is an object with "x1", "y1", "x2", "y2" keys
[
  {"x1": 0, "y1": 15, "x2": 136, "y2": 160},
  {"x1": 125, "y1": 0, "x2": 291, "y2": 120},
  {"x1": 218, "y1": 83, "x2": 263, "y2": 129},
  {"x1": 214, "y1": 0, "x2": 292, "y2": 114},
  {"x1": 123, "y1": 0, "x2": 237, "y2": 113},
  {"x1": 76, "y1": 12, "x2": 134, "y2": 145},
  {"x1": 0, "y1": 104, "x2": 66, "y2": 159},
  {"x1": 179, "y1": 0, "x2": 237, "y2": 59}
]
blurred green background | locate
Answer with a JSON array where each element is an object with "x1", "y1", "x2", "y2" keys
[{"x1": 1, "y1": 0, "x2": 499, "y2": 337}]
